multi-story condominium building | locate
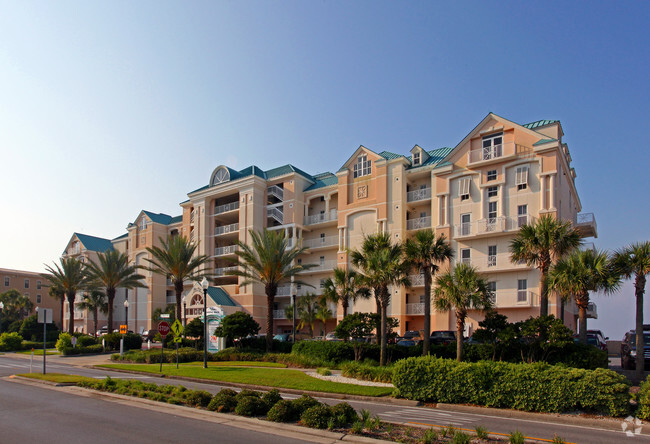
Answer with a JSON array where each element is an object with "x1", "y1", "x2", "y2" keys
[
  {"x1": 0, "y1": 268, "x2": 59, "y2": 327},
  {"x1": 61, "y1": 113, "x2": 597, "y2": 336}
]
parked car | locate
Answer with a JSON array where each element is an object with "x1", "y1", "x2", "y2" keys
[
  {"x1": 573, "y1": 333, "x2": 605, "y2": 351},
  {"x1": 141, "y1": 330, "x2": 156, "y2": 341},
  {"x1": 325, "y1": 332, "x2": 341, "y2": 341},
  {"x1": 273, "y1": 333, "x2": 293, "y2": 342},
  {"x1": 587, "y1": 329, "x2": 609, "y2": 351},
  {"x1": 430, "y1": 330, "x2": 456, "y2": 345},
  {"x1": 96, "y1": 326, "x2": 109, "y2": 336},
  {"x1": 621, "y1": 330, "x2": 650, "y2": 370},
  {"x1": 396, "y1": 339, "x2": 417, "y2": 347}
]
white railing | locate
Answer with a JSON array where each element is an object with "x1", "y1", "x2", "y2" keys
[
  {"x1": 460, "y1": 257, "x2": 472, "y2": 266},
  {"x1": 487, "y1": 255, "x2": 497, "y2": 267},
  {"x1": 468, "y1": 143, "x2": 503, "y2": 163},
  {"x1": 214, "y1": 201, "x2": 239, "y2": 215},
  {"x1": 407, "y1": 187, "x2": 432, "y2": 202},
  {"x1": 215, "y1": 266, "x2": 238, "y2": 277},
  {"x1": 214, "y1": 245, "x2": 238, "y2": 256},
  {"x1": 299, "y1": 260, "x2": 337, "y2": 273},
  {"x1": 477, "y1": 217, "x2": 506, "y2": 234},
  {"x1": 276, "y1": 286, "x2": 292, "y2": 296},
  {"x1": 409, "y1": 274, "x2": 425, "y2": 287},
  {"x1": 515, "y1": 214, "x2": 532, "y2": 229},
  {"x1": 190, "y1": 210, "x2": 195, "y2": 224},
  {"x1": 302, "y1": 236, "x2": 338, "y2": 249},
  {"x1": 215, "y1": 223, "x2": 239, "y2": 236},
  {"x1": 273, "y1": 310, "x2": 287, "y2": 319},
  {"x1": 517, "y1": 290, "x2": 530, "y2": 304},
  {"x1": 305, "y1": 209, "x2": 337, "y2": 225},
  {"x1": 407, "y1": 216, "x2": 432, "y2": 231},
  {"x1": 406, "y1": 303, "x2": 425, "y2": 315},
  {"x1": 577, "y1": 213, "x2": 595, "y2": 224},
  {"x1": 268, "y1": 185, "x2": 284, "y2": 201},
  {"x1": 267, "y1": 207, "x2": 284, "y2": 224},
  {"x1": 166, "y1": 295, "x2": 176, "y2": 304}
]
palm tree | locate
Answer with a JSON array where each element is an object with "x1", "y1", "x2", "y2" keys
[
  {"x1": 548, "y1": 249, "x2": 620, "y2": 344},
  {"x1": 315, "y1": 300, "x2": 333, "y2": 336},
  {"x1": 510, "y1": 214, "x2": 582, "y2": 317},
  {"x1": 322, "y1": 268, "x2": 370, "y2": 319},
  {"x1": 77, "y1": 290, "x2": 109, "y2": 337},
  {"x1": 297, "y1": 292, "x2": 318, "y2": 338},
  {"x1": 433, "y1": 264, "x2": 493, "y2": 361},
  {"x1": 613, "y1": 242, "x2": 650, "y2": 381},
  {"x1": 86, "y1": 249, "x2": 147, "y2": 332},
  {"x1": 146, "y1": 235, "x2": 211, "y2": 325},
  {"x1": 405, "y1": 230, "x2": 453, "y2": 356},
  {"x1": 229, "y1": 229, "x2": 313, "y2": 352},
  {"x1": 42, "y1": 257, "x2": 89, "y2": 334},
  {"x1": 47, "y1": 283, "x2": 65, "y2": 331},
  {"x1": 351, "y1": 232, "x2": 410, "y2": 366}
]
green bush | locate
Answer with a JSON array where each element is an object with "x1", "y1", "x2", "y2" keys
[
  {"x1": 291, "y1": 395, "x2": 321, "y2": 415},
  {"x1": 392, "y1": 356, "x2": 630, "y2": 416},
  {"x1": 77, "y1": 335, "x2": 98, "y2": 347},
  {"x1": 61, "y1": 344, "x2": 104, "y2": 355},
  {"x1": 234, "y1": 389, "x2": 261, "y2": 402},
  {"x1": 292, "y1": 340, "x2": 422, "y2": 364},
  {"x1": 637, "y1": 376, "x2": 650, "y2": 420},
  {"x1": 21, "y1": 340, "x2": 56, "y2": 350},
  {"x1": 56, "y1": 332, "x2": 73, "y2": 351},
  {"x1": 0, "y1": 332, "x2": 23, "y2": 351},
  {"x1": 261, "y1": 389, "x2": 282, "y2": 409},
  {"x1": 267, "y1": 399, "x2": 298, "y2": 422},
  {"x1": 234, "y1": 395, "x2": 266, "y2": 417},
  {"x1": 182, "y1": 390, "x2": 213, "y2": 407},
  {"x1": 208, "y1": 389, "x2": 238, "y2": 412},
  {"x1": 341, "y1": 361, "x2": 394, "y2": 383},
  {"x1": 330, "y1": 402, "x2": 358, "y2": 426},
  {"x1": 301, "y1": 404, "x2": 333, "y2": 429}
]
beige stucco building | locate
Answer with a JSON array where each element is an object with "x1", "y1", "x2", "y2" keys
[
  {"x1": 62, "y1": 113, "x2": 597, "y2": 336},
  {"x1": 0, "y1": 268, "x2": 60, "y2": 328}
]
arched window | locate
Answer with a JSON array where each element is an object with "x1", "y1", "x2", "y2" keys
[
  {"x1": 140, "y1": 217, "x2": 147, "y2": 230},
  {"x1": 211, "y1": 167, "x2": 230, "y2": 185},
  {"x1": 190, "y1": 294, "x2": 203, "y2": 306}
]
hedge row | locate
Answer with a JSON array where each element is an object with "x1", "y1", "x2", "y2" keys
[
  {"x1": 392, "y1": 356, "x2": 630, "y2": 416},
  {"x1": 62, "y1": 344, "x2": 105, "y2": 355},
  {"x1": 341, "y1": 361, "x2": 394, "y2": 383},
  {"x1": 636, "y1": 377, "x2": 650, "y2": 420},
  {"x1": 291, "y1": 341, "x2": 421, "y2": 364}
]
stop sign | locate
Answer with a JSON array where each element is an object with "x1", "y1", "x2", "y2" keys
[{"x1": 158, "y1": 321, "x2": 171, "y2": 337}]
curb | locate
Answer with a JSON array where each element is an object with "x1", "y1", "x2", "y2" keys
[{"x1": 88, "y1": 365, "x2": 420, "y2": 406}]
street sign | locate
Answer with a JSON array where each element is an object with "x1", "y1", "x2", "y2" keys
[
  {"x1": 119, "y1": 325, "x2": 127, "y2": 334},
  {"x1": 71, "y1": 336, "x2": 77, "y2": 348},
  {"x1": 160, "y1": 314, "x2": 171, "y2": 319},
  {"x1": 37, "y1": 308, "x2": 53, "y2": 324},
  {"x1": 158, "y1": 321, "x2": 170, "y2": 337},
  {"x1": 171, "y1": 319, "x2": 183, "y2": 336},
  {"x1": 173, "y1": 336, "x2": 182, "y2": 343}
]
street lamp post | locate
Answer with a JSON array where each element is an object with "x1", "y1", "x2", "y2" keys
[
  {"x1": 182, "y1": 295, "x2": 187, "y2": 327},
  {"x1": 0, "y1": 301, "x2": 4, "y2": 334},
  {"x1": 202, "y1": 277, "x2": 209, "y2": 369},
  {"x1": 124, "y1": 299, "x2": 129, "y2": 332},
  {"x1": 291, "y1": 294, "x2": 296, "y2": 344}
]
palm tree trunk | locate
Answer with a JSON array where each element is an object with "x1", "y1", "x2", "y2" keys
[
  {"x1": 539, "y1": 261, "x2": 550, "y2": 317},
  {"x1": 342, "y1": 300, "x2": 348, "y2": 318},
  {"x1": 577, "y1": 294, "x2": 588, "y2": 344},
  {"x1": 636, "y1": 274, "x2": 647, "y2": 382},
  {"x1": 380, "y1": 300, "x2": 388, "y2": 366},
  {"x1": 456, "y1": 312, "x2": 464, "y2": 362},
  {"x1": 67, "y1": 292, "x2": 75, "y2": 334},
  {"x1": 60, "y1": 297, "x2": 64, "y2": 331},
  {"x1": 422, "y1": 268, "x2": 431, "y2": 356},
  {"x1": 93, "y1": 308, "x2": 98, "y2": 338},
  {"x1": 175, "y1": 281, "x2": 184, "y2": 324},
  {"x1": 107, "y1": 288, "x2": 116, "y2": 332},
  {"x1": 560, "y1": 297, "x2": 565, "y2": 323},
  {"x1": 375, "y1": 293, "x2": 382, "y2": 346},
  {"x1": 266, "y1": 294, "x2": 274, "y2": 353}
]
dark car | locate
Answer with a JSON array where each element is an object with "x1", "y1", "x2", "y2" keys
[
  {"x1": 573, "y1": 333, "x2": 604, "y2": 350},
  {"x1": 273, "y1": 333, "x2": 293, "y2": 342},
  {"x1": 141, "y1": 330, "x2": 156, "y2": 341},
  {"x1": 621, "y1": 330, "x2": 650, "y2": 370},
  {"x1": 396, "y1": 339, "x2": 417, "y2": 347},
  {"x1": 587, "y1": 329, "x2": 609, "y2": 351},
  {"x1": 430, "y1": 330, "x2": 456, "y2": 345}
]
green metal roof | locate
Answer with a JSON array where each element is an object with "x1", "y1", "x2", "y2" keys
[
  {"x1": 169, "y1": 215, "x2": 183, "y2": 224},
  {"x1": 523, "y1": 119, "x2": 558, "y2": 129},
  {"x1": 75, "y1": 233, "x2": 113, "y2": 252},
  {"x1": 207, "y1": 286, "x2": 238, "y2": 307},
  {"x1": 112, "y1": 233, "x2": 128, "y2": 241},
  {"x1": 406, "y1": 146, "x2": 454, "y2": 169},
  {"x1": 304, "y1": 172, "x2": 338, "y2": 191},
  {"x1": 378, "y1": 151, "x2": 405, "y2": 160},
  {"x1": 265, "y1": 164, "x2": 314, "y2": 181},
  {"x1": 143, "y1": 211, "x2": 174, "y2": 225},
  {"x1": 533, "y1": 138, "x2": 557, "y2": 146}
]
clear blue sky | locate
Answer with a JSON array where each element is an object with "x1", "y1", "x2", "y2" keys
[{"x1": 1, "y1": 1, "x2": 648, "y2": 338}]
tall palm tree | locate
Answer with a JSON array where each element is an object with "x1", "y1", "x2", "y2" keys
[
  {"x1": 548, "y1": 249, "x2": 620, "y2": 344},
  {"x1": 77, "y1": 290, "x2": 109, "y2": 337},
  {"x1": 613, "y1": 242, "x2": 650, "y2": 381},
  {"x1": 322, "y1": 268, "x2": 370, "y2": 319},
  {"x1": 146, "y1": 235, "x2": 211, "y2": 325},
  {"x1": 86, "y1": 249, "x2": 147, "y2": 332},
  {"x1": 47, "y1": 283, "x2": 65, "y2": 331},
  {"x1": 42, "y1": 257, "x2": 89, "y2": 334},
  {"x1": 315, "y1": 299, "x2": 333, "y2": 336},
  {"x1": 351, "y1": 232, "x2": 410, "y2": 366},
  {"x1": 433, "y1": 263, "x2": 493, "y2": 361},
  {"x1": 510, "y1": 214, "x2": 582, "y2": 317},
  {"x1": 297, "y1": 292, "x2": 318, "y2": 338},
  {"x1": 405, "y1": 230, "x2": 453, "y2": 356},
  {"x1": 229, "y1": 229, "x2": 313, "y2": 352}
]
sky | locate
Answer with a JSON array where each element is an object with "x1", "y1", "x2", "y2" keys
[{"x1": 1, "y1": 1, "x2": 648, "y2": 339}]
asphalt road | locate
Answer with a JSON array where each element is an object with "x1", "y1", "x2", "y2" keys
[{"x1": 0, "y1": 353, "x2": 648, "y2": 443}]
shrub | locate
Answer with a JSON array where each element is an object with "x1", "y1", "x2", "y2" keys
[
  {"x1": 207, "y1": 389, "x2": 238, "y2": 412},
  {"x1": 636, "y1": 376, "x2": 650, "y2": 420},
  {"x1": 341, "y1": 361, "x2": 394, "y2": 383},
  {"x1": 55, "y1": 332, "x2": 73, "y2": 351},
  {"x1": 267, "y1": 399, "x2": 298, "y2": 422},
  {"x1": 0, "y1": 332, "x2": 23, "y2": 351},
  {"x1": 330, "y1": 402, "x2": 358, "y2": 426},
  {"x1": 291, "y1": 395, "x2": 321, "y2": 416},
  {"x1": 234, "y1": 395, "x2": 266, "y2": 417},
  {"x1": 102, "y1": 333, "x2": 142, "y2": 351},
  {"x1": 300, "y1": 404, "x2": 333, "y2": 429},
  {"x1": 61, "y1": 344, "x2": 104, "y2": 355},
  {"x1": 77, "y1": 335, "x2": 98, "y2": 347},
  {"x1": 21, "y1": 340, "x2": 56, "y2": 350},
  {"x1": 393, "y1": 356, "x2": 630, "y2": 416},
  {"x1": 235, "y1": 389, "x2": 261, "y2": 402},
  {"x1": 292, "y1": 341, "x2": 354, "y2": 363},
  {"x1": 261, "y1": 389, "x2": 282, "y2": 409},
  {"x1": 183, "y1": 390, "x2": 213, "y2": 408},
  {"x1": 317, "y1": 367, "x2": 332, "y2": 376},
  {"x1": 509, "y1": 430, "x2": 525, "y2": 444},
  {"x1": 453, "y1": 431, "x2": 471, "y2": 444}
]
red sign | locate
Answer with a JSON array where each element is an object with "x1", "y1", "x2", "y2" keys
[{"x1": 158, "y1": 321, "x2": 171, "y2": 337}]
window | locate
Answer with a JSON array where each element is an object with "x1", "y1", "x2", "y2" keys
[
  {"x1": 487, "y1": 186, "x2": 498, "y2": 198},
  {"x1": 460, "y1": 248, "x2": 471, "y2": 265},
  {"x1": 419, "y1": 212, "x2": 427, "y2": 219},
  {"x1": 319, "y1": 256, "x2": 325, "y2": 266},
  {"x1": 460, "y1": 213, "x2": 471, "y2": 236},
  {"x1": 487, "y1": 202, "x2": 497, "y2": 224},
  {"x1": 517, "y1": 280, "x2": 528, "y2": 303},
  {"x1": 419, "y1": 294, "x2": 425, "y2": 304},
  {"x1": 24, "y1": 279, "x2": 29, "y2": 289},
  {"x1": 487, "y1": 282, "x2": 496, "y2": 303},
  {"x1": 36, "y1": 294, "x2": 41, "y2": 303},
  {"x1": 37, "y1": 280, "x2": 42, "y2": 290},
  {"x1": 140, "y1": 217, "x2": 147, "y2": 230},
  {"x1": 297, "y1": 258, "x2": 302, "y2": 265},
  {"x1": 487, "y1": 170, "x2": 497, "y2": 181},
  {"x1": 459, "y1": 178, "x2": 471, "y2": 201},
  {"x1": 517, "y1": 205, "x2": 528, "y2": 227},
  {"x1": 4, "y1": 277, "x2": 8, "y2": 287},
  {"x1": 320, "y1": 196, "x2": 325, "y2": 202},
  {"x1": 482, "y1": 133, "x2": 503, "y2": 160},
  {"x1": 488, "y1": 245, "x2": 497, "y2": 267},
  {"x1": 413, "y1": 152, "x2": 421, "y2": 165},
  {"x1": 319, "y1": 279, "x2": 326, "y2": 289},
  {"x1": 353, "y1": 154, "x2": 372, "y2": 178},
  {"x1": 516, "y1": 166, "x2": 529, "y2": 190},
  {"x1": 320, "y1": 233, "x2": 326, "y2": 244}
]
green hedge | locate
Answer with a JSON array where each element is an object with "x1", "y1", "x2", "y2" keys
[
  {"x1": 21, "y1": 340, "x2": 57, "y2": 350},
  {"x1": 62, "y1": 344, "x2": 104, "y2": 355},
  {"x1": 0, "y1": 332, "x2": 23, "y2": 351},
  {"x1": 393, "y1": 356, "x2": 630, "y2": 416},
  {"x1": 102, "y1": 333, "x2": 142, "y2": 351},
  {"x1": 636, "y1": 376, "x2": 650, "y2": 420},
  {"x1": 292, "y1": 341, "x2": 422, "y2": 364},
  {"x1": 341, "y1": 361, "x2": 394, "y2": 383}
]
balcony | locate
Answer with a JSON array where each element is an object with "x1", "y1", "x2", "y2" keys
[
  {"x1": 407, "y1": 187, "x2": 432, "y2": 203},
  {"x1": 305, "y1": 209, "x2": 337, "y2": 226},
  {"x1": 493, "y1": 290, "x2": 537, "y2": 308},
  {"x1": 466, "y1": 142, "x2": 531, "y2": 166},
  {"x1": 298, "y1": 260, "x2": 337, "y2": 273},
  {"x1": 454, "y1": 216, "x2": 530, "y2": 238},
  {"x1": 215, "y1": 223, "x2": 239, "y2": 236},
  {"x1": 214, "y1": 201, "x2": 239, "y2": 215},
  {"x1": 276, "y1": 285, "x2": 292, "y2": 296},
  {"x1": 273, "y1": 309, "x2": 287, "y2": 319},
  {"x1": 268, "y1": 185, "x2": 284, "y2": 201},
  {"x1": 478, "y1": 254, "x2": 530, "y2": 272},
  {"x1": 576, "y1": 213, "x2": 597, "y2": 238},
  {"x1": 215, "y1": 266, "x2": 238, "y2": 277},
  {"x1": 214, "y1": 245, "x2": 238, "y2": 256},
  {"x1": 407, "y1": 216, "x2": 432, "y2": 231},
  {"x1": 587, "y1": 302, "x2": 598, "y2": 319},
  {"x1": 302, "y1": 235, "x2": 338, "y2": 249},
  {"x1": 409, "y1": 274, "x2": 425, "y2": 287},
  {"x1": 267, "y1": 206, "x2": 284, "y2": 224},
  {"x1": 406, "y1": 303, "x2": 425, "y2": 315}
]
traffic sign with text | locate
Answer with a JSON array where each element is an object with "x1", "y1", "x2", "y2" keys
[{"x1": 158, "y1": 321, "x2": 171, "y2": 337}]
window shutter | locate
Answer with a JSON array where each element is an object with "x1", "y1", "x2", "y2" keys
[
  {"x1": 459, "y1": 178, "x2": 471, "y2": 197},
  {"x1": 515, "y1": 167, "x2": 529, "y2": 186}
]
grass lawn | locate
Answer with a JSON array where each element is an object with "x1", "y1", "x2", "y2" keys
[
  {"x1": 100, "y1": 363, "x2": 393, "y2": 397},
  {"x1": 17, "y1": 349, "x2": 60, "y2": 356},
  {"x1": 16, "y1": 373, "x2": 97, "y2": 384}
]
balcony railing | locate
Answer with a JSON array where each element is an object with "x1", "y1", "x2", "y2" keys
[
  {"x1": 268, "y1": 185, "x2": 284, "y2": 201},
  {"x1": 214, "y1": 245, "x2": 238, "y2": 256},
  {"x1": 468, "y1": 143, "x2": 504, "y2": 163},
  {"x1": 454, "y1": 216, "x2": 532, "y2": 238},
  {"x1": 409, "y1": 274, "x2": 425, "y2": 287},
  {"x1": 214, "y1": 201, "x2": 239, "y2": 215},
  {"x1": 305, "y1": 210, "x2": 337, "y2": 225},
  {"x1": 477, "y1": 217, "x2": 506, "y2": 234},
  {"x1": 299, "y1": 260, "x2": 337, "y2": 273},
  {"x1": 407, "y1": 216, "x2": 432, "y2": 231},
  {"x1": 267, "y1": 207, "x2": 284, "y2": 224},
  {"x1": 276, "y1": 286, "x2": 292, "y2": 296},
  {"x1": 576, "y1": 212, "x2": 597, "y2": 238},
  {"x1": 166, "y1": 295, "x2": 176, "y2": 304},
  {"x1": 407, "y1": 187, "x2": 432, "y2": 203},
  {"x1": 406, "y1": 303, "x2": 425, "y2": 315},
  {"x1": 215, "y1": 223, "x2": 239, "y2": 236},
  {"x1": 302, "y1": 235, "x2": 338, "y2": 249},
  {"x1": 215, "y1": 266, "x2": 238, "y2": 277},
  {"x1": 273, "y1": 309, "x2": 287, "y2": 319}
]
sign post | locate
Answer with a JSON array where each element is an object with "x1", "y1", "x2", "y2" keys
[
  {"x1": 158, "y1": 321, "x2": 170, "y2": 372},
  {"x1": 37, "y1": 308, "x2": 52, "y2": 374}
]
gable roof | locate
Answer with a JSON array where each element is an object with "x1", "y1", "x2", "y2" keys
[
  {"x1": 112, "y1": 233, "x2": 128, "y2": 241},
  {"x1": 207, "y1": 286, "x2": 238, "y2": 307},
  {"x1": 189, "y1": 164, "x2": 314, "y2": 195},
  {"x1": 523, "y1": 119, "x2": 558, "y2": 130},
  {"x1": 407, "y1": 146, "x2": 454, "y2": 169},
  {"x1": 74, "y1": 233, "x2": 113, "y2": 252},
  {"x1": 378, "y1": 150, "x2": 404, "y2": 160},
  {"x1": 305, "y1": 172, "x2": 338, "y2": 191}
]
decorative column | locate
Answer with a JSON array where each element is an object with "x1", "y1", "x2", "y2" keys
[{"x1": 550, "y1": 174, "x2": 557, "y2": 209}]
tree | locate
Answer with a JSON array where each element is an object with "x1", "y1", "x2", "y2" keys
[
  {"x1": 405, "y1": 230, "x2": 453, "y2": 356},
  {"x1": 85, "y1": 249, "x2": 147, "y2": 333},
  {"x1": 42, "y1": 257, "x2": 89, "y2": 334},
  {"x1": 47, "y1": 283, "x2": 65, "y2": 331},
  {"x1": 350, "y1": 232, "x2": 410, "y2": 366},
  {"x1": 315, "y1": 300, "x2": 333, "y2": 336},
  {"x1": 284, "y1": 304, "x2": 295, "y2": 324},
  {"x1": 334, "y1": 313, "x2": 375, "y2": 361},
  {"x1": 297, "y1": 292, "x2": 318, "y2": 338},
  {"x1": 146, "y1": 235, "x2": 211, "y2": 325},
  {"x1": 471, "y1": 310, "x2": 510, "y2": 361},
  {"x1": 77, "y1": 290, "x2": 109, "y2": 337},
  {"x1": 322, "y1": 268, "x2": 370, "y2": 319},
  {"x1": 613, "y1": 241, "x2": 650, "y2": 381},
  {"x1": 433, "y1": 264, "x2": 493, "y2": 361},
  {"x1": 509, "y1": 214, "x2": 582, "y2": 317},
  {"x1": 548, "y1": 249, "x2": 620, "y2": 344},
  {"x1": 0, "y1": 289, "x2": 34, "y2": 328},
  {"x1": 215, "y1": 311, "x2": 260, "y2": 346},
  {"x1": 229, "y1": 229, "x2": 313, "y2": 352}
]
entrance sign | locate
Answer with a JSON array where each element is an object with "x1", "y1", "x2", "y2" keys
[{"x1": 205, "y1": 307, "x2": 225, "y2": 353}]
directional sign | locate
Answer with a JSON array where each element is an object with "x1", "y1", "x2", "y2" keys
[
  {"x1": 160, "y1": 314, "x2": 171, "y2": 319},
  {"x1": 171, "y1": 319, "x2": 183, "y2": 337},
  {"x1": 119, "y1": 325, "x2": 127, "y2": 334},
  {"x1": 173, "y1": 336, "x2": 182, "y2": 343},
  {"x1": 158, "y1": 321, "x2": 171, "y2": 338}
]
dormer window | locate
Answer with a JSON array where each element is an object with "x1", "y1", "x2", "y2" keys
[
  {"x1": 211, "y1": 167, "x2": 230, "y2": 185},
  {"x1": 353, "y1": 154, "x2": 372, "y2": 178},
  {"x1": 140, "y1": 217, "x2": 147, "y2": 230},
  {"x1": 413, "y1": 152, "x2": 421, "y2": 165}
]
